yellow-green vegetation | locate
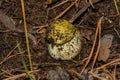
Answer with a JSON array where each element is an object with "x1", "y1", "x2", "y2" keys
[{"x1": 16, "y1": 41, "x2": 33, "y2": 80}]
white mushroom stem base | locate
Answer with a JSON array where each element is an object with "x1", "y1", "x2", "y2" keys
[{"x1": 48, "y1": 31, "x2": 82, "y2": 60}]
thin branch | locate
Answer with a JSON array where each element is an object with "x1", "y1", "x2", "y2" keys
[
  {"x1": 21, "y1": 0, "x2": 33, "y2": 70},
  {"x1": 79, "y1": 17, "x2": 103, "y2": 75}
]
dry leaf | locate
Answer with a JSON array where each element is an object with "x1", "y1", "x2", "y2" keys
[
  {"x1": 98, "y1": 34, "x2": 114, "y2": 62},
  {"x1": 0, "y1": 10, "x2": 16, "y2": 30}
]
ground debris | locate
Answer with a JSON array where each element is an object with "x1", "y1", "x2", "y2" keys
[
  {"x1": 47, "y1": 66, "x2": 70, "y2": 80},
  {"x1": 0, "y1": 10, "x2": 15, "y2": 30},
  {"x1": 98, "y1": 34, "x2": 114, "y2": 62},
  {"x1": 0, "y1": 0, "x2": 120, "y2": 79}
]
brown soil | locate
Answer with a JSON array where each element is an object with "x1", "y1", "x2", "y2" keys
[{"x1": 0, "y1": 0, "x2": 120, "y2": 80}]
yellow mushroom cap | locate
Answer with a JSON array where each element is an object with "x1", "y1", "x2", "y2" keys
[{"x1": 47, "y1": 19, "x2": 76, "y2": 45}]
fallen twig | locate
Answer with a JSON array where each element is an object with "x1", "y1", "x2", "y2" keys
[
  {"x1": 97, "y1": 58, "x2": 120, "y2": 70},
  {"x1": 50, "y1": 0, "x2": 70, "y2": 9},
  {"x1": 113, "y1": 64, "x2": 117, "y2": 80},
  {"x1": 113, "y1": 0, "x2": 120, "y2": 15},
  {"x1": 69, "y1": 0, "x2": 102, "y2": 23},
  {"x1": 3, "y1": 70, "x2": 39, "y2": 80},
  {"x1": 21, "y1": 0, "x2": 33, "y2": 71},
  {"x1": 0, "y1": 50, "x2": 26, "y2": 65},
  {"x1": 89, "y1": 71, "x2": 106, "y2": 80},
  {"x1": 91, "y1": 17, "x2": 101, "y2": 70},
  {"x1": 79, "y1": 17, "x2": 103, "y2": 75},
  {"x1": 113, "y1": 27, "x2": 120, "y2": 39},
  {"x1": 54, "y1": 0, "x2": 78, "y2": 20}
]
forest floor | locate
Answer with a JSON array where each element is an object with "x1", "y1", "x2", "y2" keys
[{"x1": 0, "y1": 0, "x2": 120, "y2": 80}]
